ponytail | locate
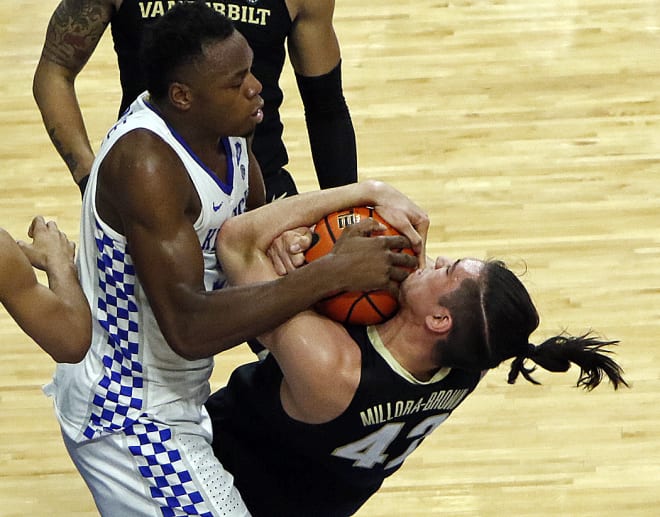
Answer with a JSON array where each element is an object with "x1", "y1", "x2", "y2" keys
[{"x1": 507, "y1": 333, "x2": 628, "y2": 390}]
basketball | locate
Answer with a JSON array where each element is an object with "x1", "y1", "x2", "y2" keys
[{"x1": 304, "y1": 206, "x2": 414, "y2": 325}]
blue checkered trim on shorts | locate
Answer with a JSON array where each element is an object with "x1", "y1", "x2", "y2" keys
[
  {"x1": 127, "y1": 421, "x2": 214, "y2": 517},
  {"x1": 83, "y1": 225, "x2": 144, "y2": 439}
]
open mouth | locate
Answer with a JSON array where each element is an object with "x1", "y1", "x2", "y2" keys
[{"x1": 251, "y1": 104, "x2": 264, "y2": 122}]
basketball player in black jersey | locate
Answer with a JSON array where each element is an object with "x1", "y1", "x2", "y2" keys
[
  {"x1": 204, "y1": 206, "x2": 628, "y2": 516},
  {"x1": 0, "y1": 216, "x2": 90, "y2": 363},
  {"x1": 34, "y1": 0, "x2": 357, "y2": 200}
]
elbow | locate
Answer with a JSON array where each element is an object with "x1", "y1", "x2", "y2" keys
[
  {"x1": 159, "y1": 319, "x2": 211, "y2": 362},
  {"x1": 165, "y1": 337, "x2": 219, "y2": 362},
  {"x1": 32, "y1": 71, "x2": 43, "y2": 105},
  {"x1": 167, "y1": 337, "x2": 203, "y2": 361},
  {"x1": 32, "y1": 59, "x2": 75, "y2": 105},
  {"x1": 42, "y1": 318, "x2": 92, "y2": 364},
  {"x1": 217, "y1": 218, "x2": 243, "y2": 246},
  {"x1": 58, "y1": 328, "x2": 92, "y2": 363},
  {"x1": 216, "y1": 219, "x2": 255, "y2": 259},
  {"x1": 49, "y1": 339, "x2": 90, "y2": 364},
  {"x1": 155, "y1": 293, "x2": 248, "y2": 360},
  {"x1": 53, "y1": 348, "x2": 87, "y2": 364},
  {"x1": 162, "y1": 320, "x2": 242, "y2": 361},
  {"x1": 32, "y1": 60, "x2": 49, "y2": 105},
  {"x1": 158, "y1": 318, "x2": 196, "y2": 360}
]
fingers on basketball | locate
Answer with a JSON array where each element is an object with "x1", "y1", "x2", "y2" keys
[{"x1": 304, "y1": 206, "x2": 415, "y2": 325}]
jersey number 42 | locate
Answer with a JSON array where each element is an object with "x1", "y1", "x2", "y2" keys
[{"x1": 332, "y1": 414, "x2": 449, "y2": 470}]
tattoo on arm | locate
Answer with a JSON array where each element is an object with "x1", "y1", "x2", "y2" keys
[
  {"x1": 41, "y1": 0, "x2": 112, "y2": 72},
  {"x1": 48, "y1": 128, "x2": 79, "y2": 173}
]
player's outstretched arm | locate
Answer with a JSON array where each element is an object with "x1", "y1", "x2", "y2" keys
[
  {"x1": 0, "y1": 217, "x2": 91, "y2": 362},
  {"x1": 229, "y1": 179, "x2": 429, "y2": 262}
]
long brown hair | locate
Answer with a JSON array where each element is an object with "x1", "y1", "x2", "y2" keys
[{"x1": 438, "y1": 260, "x2": 627, "y2": 390}]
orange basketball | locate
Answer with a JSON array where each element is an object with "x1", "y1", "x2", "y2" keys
[{"x1": 304, "y1": 206, "x2": 414, "y2": 325}]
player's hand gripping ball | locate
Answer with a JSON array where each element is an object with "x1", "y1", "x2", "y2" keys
[{"x1": 304, "y1": 206, "x2": 415, "y2": 325}]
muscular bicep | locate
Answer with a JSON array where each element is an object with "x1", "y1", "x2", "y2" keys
[
  {"x1": 262, "y1": 310, "x2": 360, "y2": 424},
  {"x1": 39, "y1": 0, "x2": 116, "y2": 75},
  {"x1": 217, "y1": 219, "x2": 360, "y2": 421},
  {"x1": 287, "y1": 0, "x2": 340, "y2": 76},
  {"x1": 126, "y1": 212, "x2": 209, "y2": 351},
  {"x1": 97, "y1": 132, "x2": 207, "y2": 357}
]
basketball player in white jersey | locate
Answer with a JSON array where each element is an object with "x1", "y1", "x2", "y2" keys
[{"x1": 45, "y1": 4, "x2": 426, "y2": 516}]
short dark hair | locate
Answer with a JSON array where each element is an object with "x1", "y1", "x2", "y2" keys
[{"x1": 141, "y1": 2, "x2": 235, "y2": 100}]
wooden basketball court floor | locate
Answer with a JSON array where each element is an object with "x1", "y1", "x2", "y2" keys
[{"x1": 1, "y1": 1, "x2": 658, "y2": 515}]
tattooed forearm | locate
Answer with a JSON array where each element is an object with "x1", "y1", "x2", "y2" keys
[
  {"x1": 41, "y1": 0, "x2": 114, "y2": 72},
  {"x1": 48, "y1": 127, "x2": 80, "y2": 176}
]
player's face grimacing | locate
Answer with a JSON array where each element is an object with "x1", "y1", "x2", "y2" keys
[{"x1": 399, "y1": 257, "x2": 484, "y2": 316}]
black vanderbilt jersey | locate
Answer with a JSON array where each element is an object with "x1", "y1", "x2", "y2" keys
[
  {"x1": 111, "y1": 0, "x2": 291, "y2": 175},
  {"x1": 205, "y1": 325, "x2": 484, "y2": 516}
]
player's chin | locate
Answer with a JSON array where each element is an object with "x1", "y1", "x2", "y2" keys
[
  {"x1": 237, "y1": 109, "x2": 263, "y2": 137},
  {"x1": 240, "y1": 121, "x2": 259, "y2": 137},
  {"x1": 397, "y1": 277, "x2": 414, "y2": 305},
  {"x1": 399, "y1": 268, "x2": 420, "y2": 289}
]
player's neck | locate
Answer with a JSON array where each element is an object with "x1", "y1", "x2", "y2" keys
[
  {"x1": 376, "y1": 320, "x2": 443, "y2": 382},
  {"x1": 150, "y1": 98, "x2": 226, "y2": 165},
  {"x1": 156, "y1": 111, "x2": 229, "y2": 181}
]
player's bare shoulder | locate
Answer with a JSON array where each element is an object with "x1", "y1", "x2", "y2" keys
[{"x1": 101, "y1": 129, "x2": 183, "y2": 189}]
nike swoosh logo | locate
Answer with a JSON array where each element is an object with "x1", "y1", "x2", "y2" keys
[{"x1": 213, "y1": 202, "x2": 223, "y2": 212}]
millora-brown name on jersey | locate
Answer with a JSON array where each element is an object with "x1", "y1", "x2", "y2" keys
[{"x1": 359, "y1": 388, "x2": 470, "y2": 427}]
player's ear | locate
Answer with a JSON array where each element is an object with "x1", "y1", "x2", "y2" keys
[
  {"x1": 425, "y1": 307, "x2": 452, "y2": 335},
  {"x1": 169, "y1": 82, "x2": 192, "y2": 111}
]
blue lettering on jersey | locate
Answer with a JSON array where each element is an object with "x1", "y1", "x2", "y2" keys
[
  {"x1": 201, "y1": 228, "x2": 220, "y2": 252},
  {"x1": 234, "y1": 141, "x2": 243, "y2": 163},
  {"x1": 232, "y1": 196, "x2": 247, "y2": 216}
]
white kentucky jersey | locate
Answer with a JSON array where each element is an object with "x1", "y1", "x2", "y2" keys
[{"x1": 46, "y1": 91, "x2": 251, "y2": 444}]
